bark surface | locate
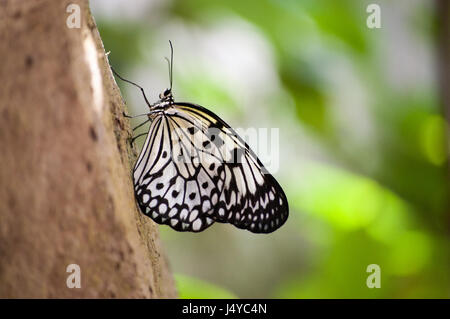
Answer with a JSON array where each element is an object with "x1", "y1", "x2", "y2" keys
[{"x1": 0, "y1": 0, "x2": 177, "y2": 298}]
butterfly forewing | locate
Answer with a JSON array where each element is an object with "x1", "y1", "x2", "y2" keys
[
  {"x1": 134, "y1": 114, "x2": 216, "y2": 232},
  {"x1": 133, "y1": 102, "x2": 288, "y2": 233}
]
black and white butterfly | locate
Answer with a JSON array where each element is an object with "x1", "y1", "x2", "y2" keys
[{"x1": 112, "y1": 41, "x2": 288, "y2": 233}]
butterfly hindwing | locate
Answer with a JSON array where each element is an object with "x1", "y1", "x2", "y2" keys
[{"x1": 176, "y1": 103, "x2": 289, "y2": 233}]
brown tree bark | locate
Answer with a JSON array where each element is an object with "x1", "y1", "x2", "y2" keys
[{"x1": 0, "y1": 0, "x2": 177, "y2": 298}]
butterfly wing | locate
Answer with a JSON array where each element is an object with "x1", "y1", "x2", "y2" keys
[
  {"x1": 133, "y1": 102, "x2": 289, "y2": 233},
  {"x1": 133, "y1": 114, "x2": 216, "y2": 232}
]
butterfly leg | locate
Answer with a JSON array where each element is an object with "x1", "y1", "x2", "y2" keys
[
  {"x1": 111, "y1": 66, "x2": 153, "y2": 108},
  {"x1": 133, "y1": 118, "x2": 150, "y2": 131},
  {"x1": 123, "y1": 111, "x2": 150, "y2": 119},
  {"x1": 124, "y1": 117, "x2": 150, "y2": 146},
  {"x1": 130, "y1": 132, "x2": 148, "y2": 144}
]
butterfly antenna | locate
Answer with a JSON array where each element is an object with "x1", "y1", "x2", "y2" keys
[
  {"x1": 164, "y1": 57, "x2": 171, "y2": 90},
  {"x1": 110, "y1": 66, "x2": 152, "y2": 107},
  {"x1": 169, "y1": 40, "x2": 174, "y2": 91}
]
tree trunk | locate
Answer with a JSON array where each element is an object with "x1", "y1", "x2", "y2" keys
[{"x1": 0, "y1": 0, "x2": 177, "y2": 298}]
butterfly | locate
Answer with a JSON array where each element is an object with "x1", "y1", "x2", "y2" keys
[{"x1": 112, "y1": 41, "x2": 288, "y2": 233}]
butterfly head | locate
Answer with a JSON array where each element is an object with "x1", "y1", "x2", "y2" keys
[{"x1": 159, "y1": 88, "x2": 173, "y2": 103}]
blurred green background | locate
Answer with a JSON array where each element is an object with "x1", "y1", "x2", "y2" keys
[{"x1": 91, "y1": 0, "x2": 449, "y2": 298}]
